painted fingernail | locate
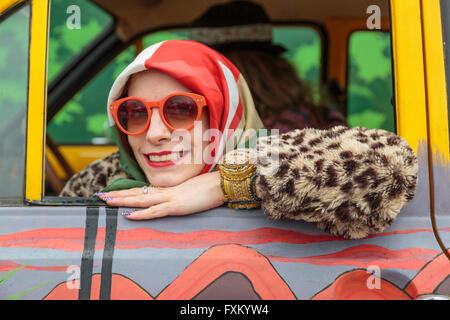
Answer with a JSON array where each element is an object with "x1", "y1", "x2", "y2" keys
[
  {"x1": 121, "y1": 210, "x2": 134, "y2": 216},
  {"x1": 96, "y1": 192, "x2": 107, "y2": 196},
  {"x1": 102, "y1": 197, "x2": 114, "y2": 201}
]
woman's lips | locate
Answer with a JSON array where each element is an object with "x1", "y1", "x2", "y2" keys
[
  {"x1": 144, "y1": 150, "x2": 189, "y2": 168},
  {"x1": 146, "y1": 150, "x2": 174, "y2": 156}
]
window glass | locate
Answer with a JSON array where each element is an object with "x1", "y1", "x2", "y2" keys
[
  {"x1": 347, "y1": 31, "x2": 395, "y2": 132},
  {"x1": 48, "y1": 0, "x2": 112, "y2": 82},
  {"x1": 47, "y1": 46, "x2": 135, "y2": 144},
  {"x1": 274, "y1": 26, "x2": 321, "y2": 89},
  {"x1": 0, "y1": 3, "x2": 30, "y2": 200}
]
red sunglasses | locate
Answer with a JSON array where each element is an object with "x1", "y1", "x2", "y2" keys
[{"x1": 109, "y1": 92, "x2": 207, "y2": 135}]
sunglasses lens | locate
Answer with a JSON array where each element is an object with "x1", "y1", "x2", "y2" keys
[
  {"x1": 163, "y1": 95, "x2": 199, "y2": 129},
  {"x1": 117, "y1": 99, "x2": 148, "y2": 133}
]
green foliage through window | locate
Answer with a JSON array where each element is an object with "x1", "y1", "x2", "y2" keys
[
  {"x1": 274, "y1": 27, "x2": 321, "y2": 88},
  {"x1": 48, "y1": 0, "x2": 112, "y2": 82},
  {"x1": 347, "y1": 31, "x2": 394, "y2": 132},
  {"x1": 48, "y1": 46, "x2": 135, "y2": 144},
  {"x1": 0, "y1": 3, "x2": 30, "y2": 200}
]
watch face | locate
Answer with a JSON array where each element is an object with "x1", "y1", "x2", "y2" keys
[{"x1": 224, "y1": 148, "x2": 257, "y2": 165}]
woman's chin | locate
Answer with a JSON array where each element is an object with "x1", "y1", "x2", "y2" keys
[
  {"x1": 149, "y1": 175, "x2": 183, "y2": 187},
  {"x1": 145, "y1": 164, "x2": 205, "y2": 187}
]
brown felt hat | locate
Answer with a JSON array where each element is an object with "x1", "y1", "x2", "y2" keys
[{"x1": 190, "y1": 1, "x2": 286, "y2": 54}]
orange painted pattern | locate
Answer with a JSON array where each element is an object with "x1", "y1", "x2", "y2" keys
[
  {"x1": 312, "y1": 251, "x2": 450, "y2": 300},
  {"x1": 156, "y1": 244, "x2": 296, "y2": 300},
  {"x1": 1, "y1": 227, "x2": 448, "y2": 250},
  {"x1": 312, "y1": 269, "x2": 412, "y2": 300},
  {"x1": 404, "y1": 250, "x2": 450, "y2": 297},
  {"x1": 41, "y1": 246, "x2": 450, "y2": 300},
  {"x1": 0, "y1": 260, "x2": 72, "y2": 273},
  {"x1": 43, "y1": 244, "x2": 295, "y2": 300},
  {"x1": 0, "y1": 228, "x2": 86, "y2": 251},
  {"x1": 267, "y1": 245, "x2": 440, "y2": 270},
  {"x1": 0, "y1": 228, "x2": 443, "y2": 272},
  {"x1": 44, "y1": 274, "x2": 153, "y2": 300}
]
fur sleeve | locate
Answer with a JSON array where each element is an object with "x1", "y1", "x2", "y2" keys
[
  {"x1": 59, "y1": 151, "x2": 133, "y2": 197},
  {"x1": 254, "y1": 126, "x2": 418, "y2": 239}
]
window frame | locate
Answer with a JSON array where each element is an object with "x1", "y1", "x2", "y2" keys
[
  {"x1": 20, "y1": 1, "x2": 435, "y2": 209},
  {"x1": 426, "y1": 0, "x2": 450, "y2": 160},
  {"x1": 421, "y1": 0, "x2": 450, "y2": 259},
  {"x1": 22, "y1": 0, "x2": 50, "y2": 203},
  {"x1": 390, "y1": 0, "x2": 428, "y2": 152},
  {"x1": 325, "y1": 18, "x2": 390, "y2": 96},
  {"x1": 391, "y1": 0, "x2": 449, "y2": 260},
  {"x1": 0, "y1": 0, "x2": 23, "y2": 15}
]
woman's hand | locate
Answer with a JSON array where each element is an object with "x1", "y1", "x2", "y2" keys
[{"x1": 98, "y1": 171, "x2": 225, "y2": 220}]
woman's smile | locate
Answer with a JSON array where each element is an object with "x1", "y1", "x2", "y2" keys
[{"x1": 144, "y1": 150, "x2": 190, "y2": 167}]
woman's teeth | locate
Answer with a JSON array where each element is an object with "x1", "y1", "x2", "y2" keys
[{"x1": 147, "y1": 152, "x2": 185, "y2": 162}]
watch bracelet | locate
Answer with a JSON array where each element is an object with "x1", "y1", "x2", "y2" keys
[{"x1": 219, "y1": 158, "x2": 261, "y2": 209}]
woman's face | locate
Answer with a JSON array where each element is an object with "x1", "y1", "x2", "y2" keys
[{"x1": 126, "y1": 69, "x2": 210, "y2": 187}]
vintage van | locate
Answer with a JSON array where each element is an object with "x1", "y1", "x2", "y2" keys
[{"x1": 0, "y1": 0, "x2": 449, "y2": 301}]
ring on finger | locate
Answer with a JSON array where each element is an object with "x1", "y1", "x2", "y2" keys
[{"x1": 143, "y1": 186, "x2": 148, "y2": 195}]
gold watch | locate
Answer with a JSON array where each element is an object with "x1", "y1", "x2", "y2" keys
[{"x1": 219, "y1": 149, "x2": 261, "y2": 209}]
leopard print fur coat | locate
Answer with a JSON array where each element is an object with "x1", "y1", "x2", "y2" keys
[
  {"x1": 60, "y1": 126, "x2": 418, "y2": 239},
  {"x1": 59, "y1": 151, "x2": 134, "y2": 197},
  {"x1": 254, "y1": 126, "x2": 418, "y2": 239}
]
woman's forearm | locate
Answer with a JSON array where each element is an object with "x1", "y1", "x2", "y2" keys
[{"x1": 253, "y1": 126, "x2": 418, "y2": 239}]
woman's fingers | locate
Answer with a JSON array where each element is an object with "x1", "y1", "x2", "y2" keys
[
  {"x1": 123, "y1": 202, "x2": 176, "y2": 220},
  {"x1": 99, "y1": 171, "x2": 224, "y2": 221},
  {"x1": 98, "y1": 186, "x2": 159, "y2": 199},
  {"x1": 104, "y1": 192, "x2": 169, "y2": 208}
]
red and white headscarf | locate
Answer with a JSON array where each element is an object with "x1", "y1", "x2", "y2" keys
[{"x1": 107, "y1": 40, "x2": 264, "y2": 173}]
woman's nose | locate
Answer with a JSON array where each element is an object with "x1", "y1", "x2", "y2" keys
[{"x1": 145, "y1": 109, "x2": 172, "y2": 144}]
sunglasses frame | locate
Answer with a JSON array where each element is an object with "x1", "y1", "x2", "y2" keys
[{"x1": 109, "y1": 92, "x2": 207, "y2": 135}]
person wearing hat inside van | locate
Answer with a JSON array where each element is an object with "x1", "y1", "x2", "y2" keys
[{"x1": 189, "y1": 0, "x2": 347, "y2": 133}]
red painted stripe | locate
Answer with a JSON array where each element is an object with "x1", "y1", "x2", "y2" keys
[
  {"x1": 113, "y1": 227, "x2": 450, "y2": 249},
  {"x1": 0, "y1": 228, "x2": 86, "y2": 251},
  {"x1": 0, "y1": 260, "x2": 75, "y2": 273},
  {"x1": 266, "y1": 245, "x2": 440, "y2": 270},
  {"x1": 0, "y1": 227, "x2": 448, "y2": 251},
  {"x1": 365, "y1": 227, "x2": 450, "y2": 239},
  {"x1": 113, "y1": 227, "x2": 339, "y2": 248}
]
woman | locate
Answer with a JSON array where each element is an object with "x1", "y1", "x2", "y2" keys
[{"x1": 60, "y1": 40, "x2": 418, "y2": 239}]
